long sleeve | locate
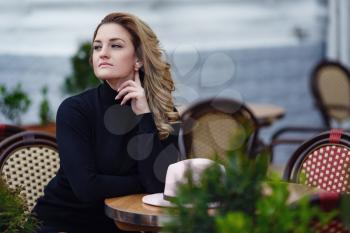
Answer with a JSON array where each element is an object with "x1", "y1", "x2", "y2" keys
[
  {"x1": 134, "y1": 113, "x2": 180, "y2": 193},
  {"x1": 56, "y1": 98, "x2": 143, "y2": 202}
]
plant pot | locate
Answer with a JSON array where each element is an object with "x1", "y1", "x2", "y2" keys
[{"x1": 23, "y1": 122, "x2": 56, "y2": 135}]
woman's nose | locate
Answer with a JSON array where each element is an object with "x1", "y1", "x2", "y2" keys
[{"x1": 99, "y1": 46, "x2": 109, "y2": 58}]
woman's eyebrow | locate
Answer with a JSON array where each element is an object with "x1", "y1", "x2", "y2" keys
[
  {"x1": 93, "y1": 38, "x2": 126, "y2": 43},
  {"x1": 109, "y1": 38, "x2": 126, "y2": 43}
]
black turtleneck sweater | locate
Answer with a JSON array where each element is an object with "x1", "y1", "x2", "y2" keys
[{"x1": 33, "y1": 82, "x2": 179, "y2": 233}]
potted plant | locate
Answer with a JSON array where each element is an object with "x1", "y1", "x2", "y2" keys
[
  {"x1": 0, "y1": 177, "x2": 39, "y2": 233},
  {"x1": 0, "y1": 84, "x2": 31, "y2": 125},
  {"x1": 163, "y1": 138, "x2": 336, "y2": 233}
]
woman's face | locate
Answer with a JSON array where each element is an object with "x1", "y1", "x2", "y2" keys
[{"x1": 92, "y1": 23, "x2": 137, "y2": 81}]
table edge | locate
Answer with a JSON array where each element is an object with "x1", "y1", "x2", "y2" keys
[{"x1": 104, "y1": 195, "x2": 171, "y2": 227}]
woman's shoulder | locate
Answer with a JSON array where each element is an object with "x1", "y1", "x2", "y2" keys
[{"x1": 58, "y1": 88, "x2": 98, "y2": 117}]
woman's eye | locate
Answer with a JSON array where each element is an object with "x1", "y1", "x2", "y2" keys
[
  {"x1": 93, "y1": 45, "x2": 102, "y2": 50},
  {"x1": 111, "y1": 44, "x2": 122, "y2": 48}
]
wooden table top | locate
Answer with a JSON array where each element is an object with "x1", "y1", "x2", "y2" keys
[
  {"x1": 176, "y1": 103, "x2": 285, "y2": 127},
  {"x1": 105, "y1": 183, "x2": 318, "y2": 231},
  {"x1": 246, "y1": 103, "x2": 285, "y2": 126}
]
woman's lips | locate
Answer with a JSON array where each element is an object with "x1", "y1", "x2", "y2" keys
[{"x1": 99, "y1": 62, "x2": 113, "y2": 67}]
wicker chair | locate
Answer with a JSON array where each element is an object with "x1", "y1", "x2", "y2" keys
[
  {"x1": 0, "y1": 131, "x2": 59, "y2": 211},
  {"x1": 283, "y1": 129, "x2": 350, "y2": 193},
  {"x1": 283, "y1": 129, "x2": 350, "y2": 232},
  {"x1": 178, "y1": 98, "x2": 260, "y2": 161},
  {"x1": 0, "y1": 124, "x2": 25, "y2": 156},
  {"x1": 311, "y1": 60, "x2": 350, "y2": 127},
  {"x1": 269, "y1": 60, "x2": 350, "y2": 162}
]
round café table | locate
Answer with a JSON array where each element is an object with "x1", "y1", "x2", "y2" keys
[
  {"x1": 105, "y1": 183, "x2": 319, "y2": 232},
  {"x1": 176, "y1": 103, "x2": 285, "y2": 127}
]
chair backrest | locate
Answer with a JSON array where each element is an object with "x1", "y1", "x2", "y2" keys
[
  {"x1": 311, "y1": 60, "x2": 350, "y2": 127},
  {"x1": 283, "y1": 129, "x2": 350, "y2": 193},
  {"x1": 178, "y1": 98, "x2": 259, "y2": 161},
  {"x1": 0, "y1": 131, "x2": 59, "y2": 211}
]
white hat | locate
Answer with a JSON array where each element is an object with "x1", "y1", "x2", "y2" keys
[{"x1": 142, "y1": 158, "x2": 225, "y2": 207}]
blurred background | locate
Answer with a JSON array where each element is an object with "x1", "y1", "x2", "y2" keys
[{"x1": 1, "y1": 0, "x2": 349, "y2": 163}]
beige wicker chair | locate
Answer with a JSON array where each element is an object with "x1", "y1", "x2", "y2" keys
[
  {"x1": 269, "y1": 60, "x2": 350, "y2": 162},
  {"x1": 178, "y1": 98, "x2": 259, "y2": 161},
  {"x1": 311, "y1": 60, "x2": 350, "y2": 127},
  {"x1": 0, "y1": 131, "x2": 59, "y2": 211}
]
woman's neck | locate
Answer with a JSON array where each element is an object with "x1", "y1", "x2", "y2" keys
[{"x1": 105, "y1": 76, "x2": 133, "y2": 91}]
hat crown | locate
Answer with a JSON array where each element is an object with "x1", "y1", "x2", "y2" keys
[{"x1": 163, "y1": 158, "x2": 225, "y2": 199}]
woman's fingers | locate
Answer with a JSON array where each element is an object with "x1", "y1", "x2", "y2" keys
[
  {"x1": 116, "y1": 71, "x2": 146, "y2": 108},
  {"x1": 120, "y1": 92, "x2": 138, "y2": 105},
  {"x1": 115, "y1": 86, "x2": 138, "y2": 100}
]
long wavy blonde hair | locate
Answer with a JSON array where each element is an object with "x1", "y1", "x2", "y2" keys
[{"x1": 91, "y1": 12, "x2": 179, "y2": 140}]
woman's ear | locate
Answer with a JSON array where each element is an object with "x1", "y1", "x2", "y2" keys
[{"x1": 134, "y1": 58, "x2": 143, "y2": 71}]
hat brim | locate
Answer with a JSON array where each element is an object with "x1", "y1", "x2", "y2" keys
[
  {"x1": 142, "y1": 193, "x2": 220, "y2": 208},
  {"x1": 142, "y1": 193, "x2": 174, "y2": 207}
]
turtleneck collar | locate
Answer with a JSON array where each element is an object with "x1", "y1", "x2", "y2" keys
[
  {"x1": 100, "y1": 80, "x2": 121, "y2": 105},
  {"x1": 100, "y1": 80, "x2": 133, "y2": 106}
]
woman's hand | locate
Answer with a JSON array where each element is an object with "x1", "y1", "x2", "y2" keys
[{"x1": 115, "y1": 71, "x2": 150, "y2": 115}]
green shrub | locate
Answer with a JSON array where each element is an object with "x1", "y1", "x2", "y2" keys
[
  {"x1": 0, "y1": 178, "x2": 39, "y2": 233},
  {"x1": 0, "y1": 84, "x2": 31, "y2": 125},
  {"x1": 163, "y1": 139, "x2": 336, "y2": 233},
  {"x1": 63, "y1": 42, "x2": 101, "y2": 94}
]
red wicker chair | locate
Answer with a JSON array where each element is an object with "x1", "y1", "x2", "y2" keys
[
  {"x1": 284, "y1": 129, "x2": 350, "y2": 193},
  {"x1": 283, "y1": 129, "x2": 350, "y2": 232}
]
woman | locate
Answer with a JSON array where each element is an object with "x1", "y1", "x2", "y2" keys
[{"x1": 33, "y1": 12, "x2": 180, "y2": 233}]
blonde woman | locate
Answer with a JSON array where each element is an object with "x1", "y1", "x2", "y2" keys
[{"x1": 33, "y1": 12, "x2": 179, "y2": 233}]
